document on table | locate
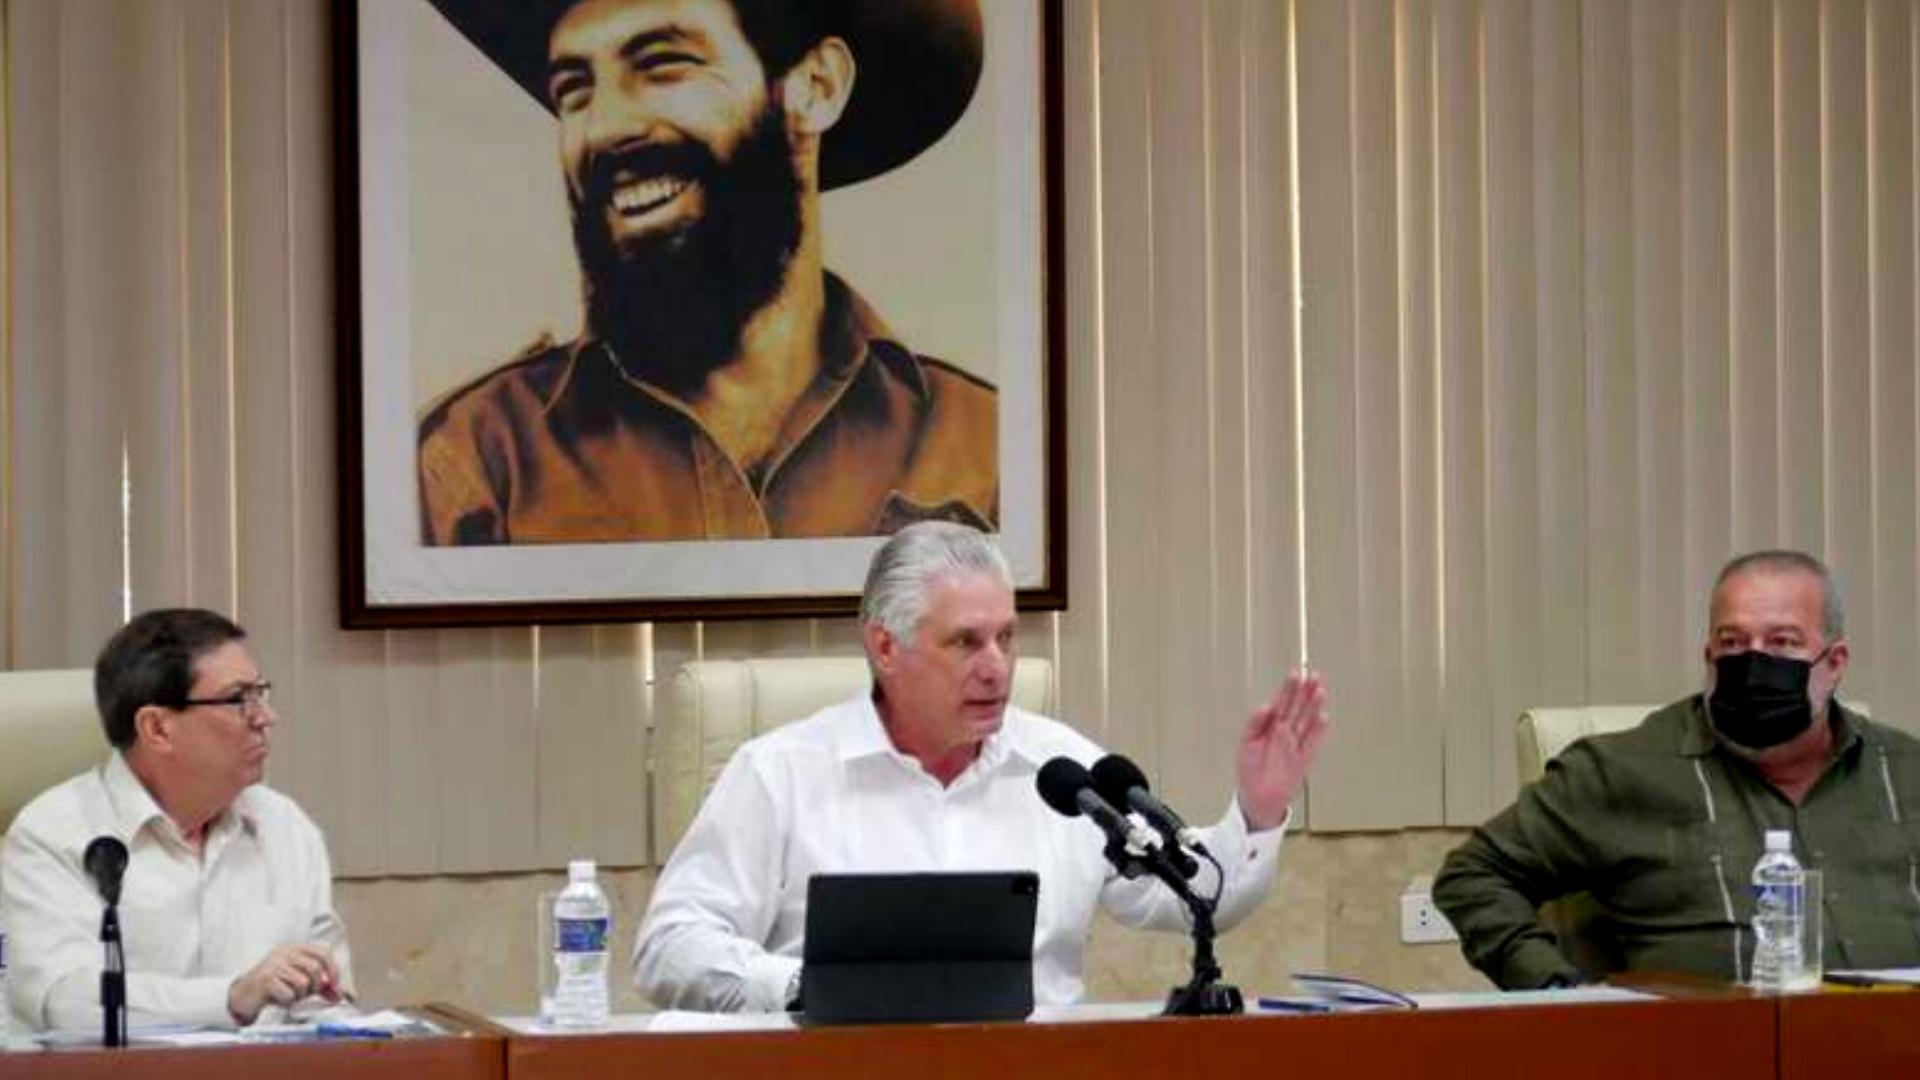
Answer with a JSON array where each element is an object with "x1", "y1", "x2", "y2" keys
[
  {"x1": 642, "y1": 1004, "x2": 1162, "y2": 1032},
  {"x1": 31, "y1": 1024, "x2": 228, "y2": 1049},
  {"x1": 503, "y1": 1002, "x2": 1164, "y2": 1034},
  {"x1": 39, "y1": 1009, "x2": 442, "y2": 1048},
  {"x1": 512, "y1": 992, "x2": 1665, "y2": 1034},
  {"x1": 643, "y1": 1011, "x2": 796, "y2": 1034},
  {"x1": 1410, "y1": 986, "x2": 1656, "y2": 1010},
  {"x1": 1825, "y1": 968, "x2": 1920, "y2": 986},
  {"x1": 497, "y1": 1013, "x2": 670, "y2": 1035}
]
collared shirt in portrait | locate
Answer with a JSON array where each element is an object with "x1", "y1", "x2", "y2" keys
[
  {"x1": 417, "y1": 276, "x2": 999, "y2": 544},
  {"x1": 633, "y1": 695, "x2": 1286, "y2": 1012},
  {"x1": 0, "y1": 753, "x2": 353, "y2": 1032}
]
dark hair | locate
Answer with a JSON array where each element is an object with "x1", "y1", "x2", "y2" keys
[
  {"x1": 94, "y1": 608, "x2": 248, "y2": 749},
  {"x1": 730, "y1": 0, "x2": 827, "y2": 80}
]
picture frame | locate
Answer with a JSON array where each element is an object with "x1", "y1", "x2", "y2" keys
[{"x1": 335, "y1": 0, "x2": 1066, "y2": 627}]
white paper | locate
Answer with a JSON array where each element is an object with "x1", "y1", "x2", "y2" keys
[
  {"x1": 495, "y1": 1013, "x2": 660, "y2": 1035},
  {"x1": 1409, "y1": 986, "x2": 1656, "y2": 1010},
  {"x1": 498, "y1": 1001, "x2": 1163, "y2": 1035},
  {"x1": 1828, "y1": 967, "x2": 1920, "y2": 984}
]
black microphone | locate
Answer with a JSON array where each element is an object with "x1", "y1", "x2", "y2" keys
[
  {"x1": 83, "y1": 836, "x2": 129, "y2": 1048},
  {"x1": 1092, "y1": 754, "x2": 1210, "y2": 847},
  {"x1": 1037, "y1": 757, "x2": 1152, "y2": 877},
  {"x1": 1091, "y1": 755, "x2": 1201, "y2": 878},
  {"x1": 84, "y1": 836, "x2": 128, "y2": 907}
]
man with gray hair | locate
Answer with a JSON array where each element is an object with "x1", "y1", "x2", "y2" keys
[
  {"x1": 1435, "y1": 549, "x2": 1920, "y2": 989},
  {"x1": 636, "y1": 522, "x2": 1330, "y2": 1011}
]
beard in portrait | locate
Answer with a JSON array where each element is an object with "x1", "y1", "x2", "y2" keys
[{"x1": 417, "y1": 0, "x2": 1001, "y2": 547}]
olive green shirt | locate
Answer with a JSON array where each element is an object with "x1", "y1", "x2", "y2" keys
[{"x1": 1435, "y1": 696, "x2": 1920, "y2": 989}]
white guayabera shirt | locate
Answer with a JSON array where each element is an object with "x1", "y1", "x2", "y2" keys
[
  {"x1": 0, "y1": 753, "x2": 352, "y2": 1032},
  {"x1": 635, "y1": 696, "x2": 1285, "y2": 1012}
]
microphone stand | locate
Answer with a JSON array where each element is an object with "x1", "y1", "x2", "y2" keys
[
  {"x1": 100, "y1": 904, "x2": 126, "y2": 1047},
  {"x1": 1132, "y1": 851, "x2": 1243, "y2": 1017},
  {"x1": 1161, "y1": 898, "x2": 1241, "y2": 1016}
]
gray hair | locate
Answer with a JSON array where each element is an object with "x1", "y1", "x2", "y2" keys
[
  {"x1": 861, "y1": 522, "x2": 1013, "y2": 642},
  {"x1": 1712, "y1": 549, "x2": 1846, "y2": 641}
]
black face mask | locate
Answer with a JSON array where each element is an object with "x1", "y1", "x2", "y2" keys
[{"x1": 1708, "y1": 649, "x2": 1830, "y2": 750}]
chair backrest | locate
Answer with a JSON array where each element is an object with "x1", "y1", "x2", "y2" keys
[
  {"x1": 654, "y1": 656, "x2": 1055, "y2": 858},
  {"x1": 0, "y1": 669, "x2": 106, "y2": 836},
  {"x1": 1513, "y1": 704, "x2": 1663, "y2": 981},
  {"x1": 1514, "y1": 705, "x2": 1663, "y2": 784},
  {"x1": 1516, "y1": 699, "x2": 1873, "y2": 783}
]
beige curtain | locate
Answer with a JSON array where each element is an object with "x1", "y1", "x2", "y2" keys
[
  {"x1": 1, "y1": 0, "x2": 657, "y2": 875},
  {"x1": 4, "y1": 0, "x2": 1917, "y2": 879},
  {"x1": 1066, "y1": 0, "x2": 1920, "y2": 829}
]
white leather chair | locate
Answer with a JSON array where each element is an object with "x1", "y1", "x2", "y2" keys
[
  {"x1": 1510, "y1": 704, "x2": 1664, "y2": 979},
  {"x1": 1515, "y1": 705, "x2": 1664, "y2": 784},
  {"x1": 1516, "y1": 699, "x2": 1872, "y2": 783},
  {"x1": 655, "y1": 656, "x2": 1055, "y2": 859},
  {"x1": 0, "y1": 669, "x2": 106, "y2": 836}
]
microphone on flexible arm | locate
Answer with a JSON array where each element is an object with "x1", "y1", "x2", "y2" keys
[
  {"x1": 1035, "y1": 757, "x2": 1160, "y2": 879},
  {"x1": 83, "y1": 836, "x2": 129, "y2": 1048},
  {"x1": 1090, "y1": 754, "x2": 1201, "y2": 879}
]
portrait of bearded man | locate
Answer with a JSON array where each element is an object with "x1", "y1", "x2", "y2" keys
[{"x1": 414, "y1": 0, "x2": 1000, "y2": 545}]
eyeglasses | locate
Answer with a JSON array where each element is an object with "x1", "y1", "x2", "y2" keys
[{"x1": 177, "y1": 679, "x2": 273, "y2": 715}]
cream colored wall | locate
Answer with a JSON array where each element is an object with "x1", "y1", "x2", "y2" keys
[{"x1": 335, "y1": 830, "x2": 1488, "y2": 1015}]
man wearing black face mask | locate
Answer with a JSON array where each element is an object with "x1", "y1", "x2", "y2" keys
[{"x1": 1434, "y1": 550, "x2": 1920, "y2": 990}]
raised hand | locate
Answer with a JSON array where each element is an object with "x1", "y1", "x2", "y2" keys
[{"x1": 1235, "y1": 669, "x2": 1331, "y2": 831}]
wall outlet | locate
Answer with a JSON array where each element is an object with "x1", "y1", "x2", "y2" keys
[{"x1": 1399, "y1": 890, "x2": 1459, "y2": 944}]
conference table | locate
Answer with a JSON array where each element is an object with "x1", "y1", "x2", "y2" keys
[
  {"x1": 1778, "y1": 988, "x2": 1920, "y2": 1075},
  {"x1": 0, "y1": 1031, "x2": 503, "y2": 1080},
  {"x1": 2, "y1": 989, "x2": 1917, "y2": 1078},
  {"x1": 506, "y1": 995, "x2": 1772, "y2": 1079}
]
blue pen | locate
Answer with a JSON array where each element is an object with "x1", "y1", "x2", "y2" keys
[{"x1": 315, "y1": 1022, "x2": 393, "y2": 1040}]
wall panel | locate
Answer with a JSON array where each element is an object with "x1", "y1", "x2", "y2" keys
[
  {"x1": 1679, "y1": 0, "x2": 1731, "y2": 652},
  {"x1": 1087, "y1": 0, "x2": 1167, "y2": 779},
  {"x1": 1481, "y1": 0, "x2": 1541, "y2": 819},
  {"x1": 1866, "y1": 0, "x2": 1918, "y2": 723}
]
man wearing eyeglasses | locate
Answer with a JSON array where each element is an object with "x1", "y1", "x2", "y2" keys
[{"x1": 0, "y1": 608, "x2": 353, "y2": 1033}]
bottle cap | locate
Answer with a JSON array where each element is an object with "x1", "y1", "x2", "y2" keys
[
  {"x1": 568, "y1": 859, "x2": 597, "y2": 883},
  {"x1": 1764, "y1": 830, "x2": 1792, "y2": 852}
]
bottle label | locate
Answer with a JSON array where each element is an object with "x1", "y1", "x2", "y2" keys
[
  {"x1": 1753, "y1": 882, "x2": 1804, "y2": 916},
  {"x1": 556, "y1": 916, "x2": 609, "y2": 953}
]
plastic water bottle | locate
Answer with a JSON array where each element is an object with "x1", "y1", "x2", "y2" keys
[
  {"x1": 1751, "y1": 829, "x2": 1805, "y2": 992},
  {"x1": 550, "y1": 859, "x2": 612, "y2": 1029}
]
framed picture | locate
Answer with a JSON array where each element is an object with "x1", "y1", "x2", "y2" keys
[{"x1": 336, "y1": 0, "x2": 1066, "y2": 627}]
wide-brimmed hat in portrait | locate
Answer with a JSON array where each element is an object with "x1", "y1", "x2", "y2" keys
[{"x1": 424, "y1": 0, "x2": 985, "y2": 191}]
